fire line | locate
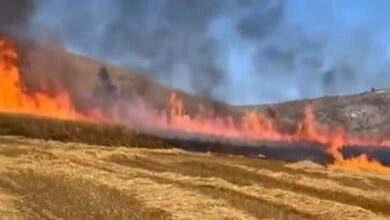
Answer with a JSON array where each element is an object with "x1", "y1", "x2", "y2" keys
[{"x1": 1, "y1": 36, "x2": 389, "y2": 173}]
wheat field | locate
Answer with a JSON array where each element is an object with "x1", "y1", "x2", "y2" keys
[{"x1": 0, "y1": 135, "x2": 388, "y2": 220}]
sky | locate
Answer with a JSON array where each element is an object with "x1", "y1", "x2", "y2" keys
[{"x1": 26, "y1": 0, "x2": 390, "y2": 105}]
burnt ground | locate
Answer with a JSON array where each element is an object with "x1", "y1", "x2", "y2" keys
[
  {"x1": 166, "y1": 138, "x2": 390, "y2": 166},
  {"x1": 0, "y1": 111, "x2": 389, "y2": 168},
  {"x1": 2, "y1": 110, "x2": 390, "y2": 169}
]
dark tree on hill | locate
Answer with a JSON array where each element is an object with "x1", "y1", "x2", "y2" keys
[{"x1": 93, "y1": 66, "x2": 118, "y2": 111}]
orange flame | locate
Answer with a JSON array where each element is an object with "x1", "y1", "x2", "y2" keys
[
  {"x1": 166, "y1": 93, "x2": 390, "y2": 173},
  {"x1": 0, "y1": 37, "x2": 99, "y2": 121},
  {"x1": 301, "y1": 106, "x2": 389, "y2": 173},
  {"x1": 329, "y1": 154, "x2": 390, "y2": 173},
  {"x1": 166, "y1": 93, "x2": 240, "y2": 137}
]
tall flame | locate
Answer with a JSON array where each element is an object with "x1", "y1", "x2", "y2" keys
[
  {"x1": 0, "y1": 37, "x2": 95, "y2": 121},
  {"x1": 300, "y1": 106, "x2": 390, "y2": 173},
  {"x1": 165, "y1": 93, "x2": 390, "y2": 173}
]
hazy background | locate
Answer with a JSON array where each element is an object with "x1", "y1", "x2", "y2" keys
[{"x1": 4, "y1": 0, "x2": 390, "y2": 105}]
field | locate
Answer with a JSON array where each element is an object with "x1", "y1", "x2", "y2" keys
[
  {"x1": 2, "y1": 40, "x2": 389, "y2": 220},
  {"x1": 0, "y1": 113, "x2": 388, "y2": 220}
]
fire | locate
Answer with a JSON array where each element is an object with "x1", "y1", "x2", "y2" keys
[
  {"x1": 299, "y1": 106, "x2": 389, "y2": 173},
  {"x1": 329, "y1": 154, "x2": 390, "y2": 173},
  {"x1": 326, "y1": 125, "x2": 389, "y2": 173},
  {"x1": 297, "y1": 105, "x2": 327, "y2": 143},
  {"x1": 0, "y1": 37, "x2": 96, "y2": 121},
  {"x1": 165, "y1": 93, "x2": 390, "y2": 173},
  {"x1": 166, "y1": 93, "x2": 286, "y2": 140},
  {"x1": 0, "y1": 36, "x2": 388, "y2": 173},
  {"x1": 242, "y1": 110, "x2": 281, "y2": 140},
  {"x1": 166, "y1": 93, "x2": 240, "y2": 137}
]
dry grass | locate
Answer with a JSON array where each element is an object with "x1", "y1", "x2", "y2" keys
[
  {"x1": 107, "y1": 152, "x2": 390, "y2": 215},
  {"x1": 0, "y1": 136, "x2": 388, "y2": 219},
  {"x1": 0, "y1": 172, "x2": 172, "y2": 220}
]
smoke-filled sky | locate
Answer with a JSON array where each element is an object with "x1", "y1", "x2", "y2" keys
[{"x1": 12, "y1": 0, "x2": 390, "y2": 104}]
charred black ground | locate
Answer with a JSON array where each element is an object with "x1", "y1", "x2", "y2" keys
[{"x1": 0, "y1": 111, "x2": 389, "y2": 167}]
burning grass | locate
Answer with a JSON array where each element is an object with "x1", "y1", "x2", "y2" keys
[{"x1": 0, "y1": 37, "x2": 98, "y2": 121}]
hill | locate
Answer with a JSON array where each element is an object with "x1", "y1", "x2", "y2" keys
[
  {"x1": 16, "y1": 40, "x2": 234, "y2": 117},
  {"x1": 239, "y1": 89, "x2": 390, "y2": 138},
  {"x1": 16, "y1": 40, "x2": 390, "y2": 140}
]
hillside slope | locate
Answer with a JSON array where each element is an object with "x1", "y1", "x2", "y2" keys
[
  {"x1": 16, "y1": 40, "x2": 233, "y2": 116},
  {"x1": 239, "y1": 90, "x2": 390, "y2": 138},
  {"x1": 17, "y1": 40, "x2": 390, "y2": 139}
]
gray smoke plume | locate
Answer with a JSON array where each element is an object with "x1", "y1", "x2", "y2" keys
[
  {"x1": 28, "y1": 0, "x2": 228, "y2": 99},
  {"x1": 19, "y1": 0, "x2": 390, "y2": 104},
  {"x1": 0, "y1": 0, "x2": 36, "y2": 36},
  {"x1": 237, "y1": 0, "x2": 284, "y2": 40}
]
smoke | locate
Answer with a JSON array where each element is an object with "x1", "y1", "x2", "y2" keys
[
  {"x1": 18, "y1": 41, "x2": 92, "y2": 105},
  {"x1": 0, "y1": 0, "x2": 36, "y2": 36},
  {"x1": 16, "y1": 0, "x2": 390, "y2": 105},
  {"x1": 237, "y1": 0, "x2": 284, "y2": 40}
]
